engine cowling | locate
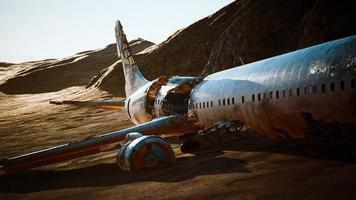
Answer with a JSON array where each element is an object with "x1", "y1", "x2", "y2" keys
[{"x1": 116, "y1": 133, "x2": 175, "y2": 172}]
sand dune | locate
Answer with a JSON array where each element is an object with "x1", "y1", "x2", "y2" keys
[{"x1": 0, "y1": 39, "x2": 154, "y2": 95}]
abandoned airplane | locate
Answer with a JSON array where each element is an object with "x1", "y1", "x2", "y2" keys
[{"x1": 1, "y1": 21, "x2": 355, "y2": 175}]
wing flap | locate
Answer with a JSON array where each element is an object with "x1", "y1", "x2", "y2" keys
[{"x1": 0, "y1": 115, "x2": 202, "y2": 174}]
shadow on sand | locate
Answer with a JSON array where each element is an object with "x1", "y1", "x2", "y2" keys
[
  {"x1": 1, "y1": 131, "x2": 356, "y2": 194},
  {"x1": 0, "y1": 151, "x2": 250, "y2": 193},
  {"x1": 223, "y1": 131, "x2": 356, "y2": 164}
]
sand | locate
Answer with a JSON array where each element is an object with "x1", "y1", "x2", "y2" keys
[{"x1": 0, "y1": 87, "x2": 356, "y2": 200}]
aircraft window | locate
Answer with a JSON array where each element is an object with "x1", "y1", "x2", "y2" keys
[
  {"x1": 351, "y1": 79, "x2": 355, "y2": 89},
  {"x1": 289, "y1": 89, "x2": 293, "y2": 96},
  {"x1": 232, "y1": 98, "x2": 235, "y2": 104},
  {"x1": 206, "y1": 101, "x2": 209, "y2": 108},
  {"x1": 219, "y1": 100, "x2": 221, "y2": 106},
  {"x1": 330, "y1": 82, "x2": 335, "y2": 92},
  {"x1": 227, "y1": 98, "x2": 230, "y2": 105},
  {"x1": 340, "y1": 81, "x2": 345, "y2": 91},
  {"x1": 276, "y1": 91, "x2": 279, "y2": 99},
  {"x1": 297, "y1": 88, "x2": 300, "y2": 96},
  {"x1": 321, "y1": 84, "x2": 326, "y2": 93},
  {"x1": 282, "y1": 90, "x2": 285, "y2": 98},
  {"x1": 195, "y1": 103, "x2": 198, "y2": 109},
  {"x1": 270, "y1": 91, "x2": 273, "y2": 99},
  {"x1": 211, "y1": 101, "x2": 213, "y2": 107},
  {"x1": 242, "y1": 96, "x2": 245, "y2": 103},
  {"x1": 203, "y1": 102, "x2": 205, "y2": 108},
  {"x1": 312, "y1": 85, "x2": 317, "y2": 93},
  {"x1": 304, "y1": 87, "x2": 307, "y2": 95},
  {"x1": 258, "y1": 93, "x2": 261, "y2": 101},
  {"x1": 199, "y1": 102, "x2": 201, "y2": 109},
  {"x1": 223, "y1": 99, "x2": 226, "y2": 106},
  {"x1": 252, "y1": 94, "x2": 255, "y2": 102}
]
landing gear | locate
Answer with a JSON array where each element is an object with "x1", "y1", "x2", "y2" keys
[
  {"x1": 179, "y1": 134, "x2": 201, "y2": 153},
  {"x1": 197, "y1": 120, "x2": 254, "y2": 146},
  {"x1": 178, "y1": 120, "x2": 255, "y2": 154},
  {"x1": 180, "y1": 140, "x2": 201, "y2": 153}
]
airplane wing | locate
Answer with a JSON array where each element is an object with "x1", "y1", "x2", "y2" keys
[
  {"x1": 49, "y1": 99, "x2": 125, "y2": 111},
  {"x1": 0, "y1": 115, "x2": 202, "y2": 175}
]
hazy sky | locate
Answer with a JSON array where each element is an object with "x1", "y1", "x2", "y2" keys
[{"x1": 0, "y1": 0, "x2": 234, "y2": 63}]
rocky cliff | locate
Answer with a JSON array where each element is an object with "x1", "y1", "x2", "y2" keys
[
  {"x1": 1, "y1": 0, "x2": 355, "y2": 97},
  {"x1": 0, "y1": 39, "x2": 154, "y2": 94},
  {"x1": 90, "y1": 0, "x2": 356, "y2": 96}
]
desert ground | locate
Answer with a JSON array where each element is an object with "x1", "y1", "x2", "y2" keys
[
  {"x1": 0, "y1": 86, "x2": 356, "y2": 200},
  {"x1": 1, "y1": 0, "x2": 356, "y2": 198}
]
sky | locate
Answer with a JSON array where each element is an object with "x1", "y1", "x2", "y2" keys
[{"x1": 0, "y1": 0, "x2": 234, "y2": 63}]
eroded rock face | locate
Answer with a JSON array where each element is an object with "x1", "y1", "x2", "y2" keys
[
  {"x1": 1, "y1": 0, "x2": 355, "y2": 97},
  {"x1": 203, "y1": 0, "x2": 356, "y2": 75},
  {"x1": 0, "y1": 39, "x2": 154, "y2": 94},
  {"x1": 86, "y1": 52, "x2": 151, "y2": 97},
  {"x1": 93, "y1": 0, "x2": 355, "y2": 96}
]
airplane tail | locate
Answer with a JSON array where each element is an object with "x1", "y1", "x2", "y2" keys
[{"x1": 115, "y1": 20, "x2": 149, "y2": 97}]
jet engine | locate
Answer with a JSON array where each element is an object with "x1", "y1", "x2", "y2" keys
[{"x1": 116, "y1": 133, "x2": 176, "y2": 172}]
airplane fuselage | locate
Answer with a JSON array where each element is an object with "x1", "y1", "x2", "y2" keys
[{"x1": 127, "y1": 35, "x2": 356, "y2": 138}]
